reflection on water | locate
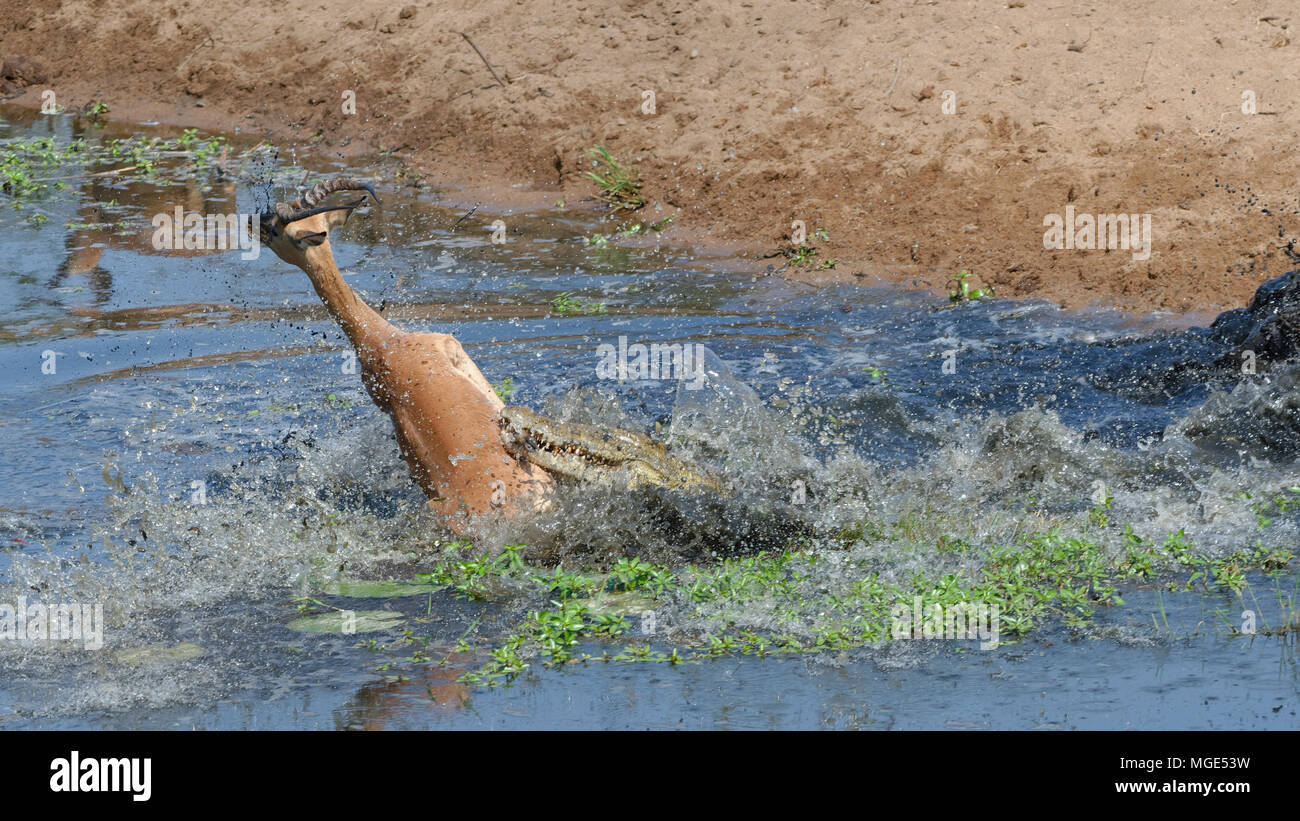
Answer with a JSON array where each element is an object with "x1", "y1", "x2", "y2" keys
[{"x1": 0, "y1": 105, "x2": 1297, "y2": 729}]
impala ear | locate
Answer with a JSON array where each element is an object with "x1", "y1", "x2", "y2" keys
[
  {"x1": 324, "y1": 202, "x2": 362, "y2": 229},
  {"x1": 289, "y1": 200, "x2": 363, "y2": 243}
]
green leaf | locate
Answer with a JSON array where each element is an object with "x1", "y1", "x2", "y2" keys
[
  {"x1": 287, "y1": 610, "x2": 405, "y2": 634},
  {"x1": 115, "y1": 642, "x2": 205, "y2": 666},
  {"x1": 322, "y1": 579, "x2": 443, "y2": 598}
]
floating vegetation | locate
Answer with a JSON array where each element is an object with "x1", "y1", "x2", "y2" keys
[
  {"x1": 287, "y1": 610, "x2": 406, "y2": 634},
  {"x1": 324, "y1": 489, "x2": 1297, "y2": 688},
  {"x1": 0, "y1": 130, "x2": 227, "y2": 204},
  {"x1": 582, "y1": 215, "x2": 674, "y2": 249},
  {"x1": 550, "y1": 291, "x2": 608, "y2": 316},
  {"x1": 493, "y1": 377, "x2": 516, "y2": 402},
  {"x1": 582, "y1": 590, "x2": 659, "y2": 617},
  {"x1": 321, "y1": 579, "x2": 444, "y2": 599},
  {"x1": 114, "y1": 642, "x2": 205, "y2": 667}
]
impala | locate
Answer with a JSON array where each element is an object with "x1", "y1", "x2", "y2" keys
[{"x1": 258, "y1": 178, "x2": 553, "y2": 527}]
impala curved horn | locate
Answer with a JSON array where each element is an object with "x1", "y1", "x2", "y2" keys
[
  {"x1": 297, "y1": 178, "x2": 379, "y2": 210},
  {"x1": 261, "y1": 177, "x2": 379, "y2": 236}
]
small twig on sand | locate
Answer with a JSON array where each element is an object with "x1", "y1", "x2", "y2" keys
[
  {"x1": 452, "y1": 204, "x2": 479, "y2": 232},
  {"x1": 885, "y1": 58, "x2": 901, "y2": 97},
  {"x1": 459, "y1": 32, "x2": 508, "y2": 88},
  {"x1": 176, "y1": 35, "x2": 215, "y2": 72}
]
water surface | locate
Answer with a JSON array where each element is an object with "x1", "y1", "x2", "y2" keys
[{"x1": 1, "y1": 106, "x2": 1297, "y2": 729}]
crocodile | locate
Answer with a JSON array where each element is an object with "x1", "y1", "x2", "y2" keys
[{"x1": 499, "y1": 405, "x2": 725, "y2": 494}]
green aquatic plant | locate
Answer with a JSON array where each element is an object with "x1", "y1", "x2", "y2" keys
[
  {"x1": 493, "y1": 377, "x2": 515, "y2": 402},
  {"x1": 785, "y1": 228, "x2": 833, "y2": 267},
  {"x1": 532, "y1": 566, "x2": 599, "y2": 600},
  {"x1": 272, "y1": 482, "x2": 1295, "y2": 690},
  {"x1": 413, "y1": 542, "x2": 532, "y2": 600},
  {"x1": 1088, "y1": 487, "x2": 1114, "y2": 528},
  {"x1": 0, "y1": 130, "x2": 225, "y2": 204},
  {"x1": 550, "y1": 291, "x2": 607, "y2": 316},
  {"x1": 1244, "y1": 581, "x2": 1300, "y2": 640},
  {"x1": 287, "y1": 610, "x2": 405, "y2": 634},
  {"x1": 174, "y1": 128, "x2": 201, "y2": 150},
  {"x1": 949, "y1": 269, "x2": 994, "y2": 302},
  {"x1": 1248, "y1": 486, "x2": 1300, "y2": 527},
  {"x1": 499, "y1": 543, "x2": 528, "y2": 574},
  {"x1": 787, "y1": 243, "x2": 817, "y2": 265},
  {"x1": 473, "y1": 513, "x2": 1289, "y2": 683},
  {"x1": 586, "y1": 145, "x2": 644, "y2": 211},
  {"x1": 530, "y1": 600, "x2": 590, "y2": 662},
  {"x1": 322, "y1": 579, "x2": 442, "y2": 598},
  {"x1": 115, "y1": 642, "x2": 204, "y2": 666},
  {"x1": 582, "y1": 216, "x2": 674, "y2": 249},
  {"x1": 0, "y1": 136, "x2": 82, "y2": 197},
  {"x1": 610, "y1": 556, "x2": 673, "y2": 595}
]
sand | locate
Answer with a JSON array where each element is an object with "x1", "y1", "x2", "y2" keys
[{"x1": 6, "y1": 0, "x2": 1300, "y2": 313}]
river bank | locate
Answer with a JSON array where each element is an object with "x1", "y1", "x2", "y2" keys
[{"x1": 6, "y1": 0, "x2": 1300, "y2": 314}]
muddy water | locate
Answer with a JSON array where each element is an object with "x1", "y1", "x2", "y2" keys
[{"x1": 1, "y1": 107, "x2": 1297, "y2": 729}]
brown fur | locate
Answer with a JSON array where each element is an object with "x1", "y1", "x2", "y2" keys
[{"x1": 262, "y1": 207, "x2": 551, "y2": 527}]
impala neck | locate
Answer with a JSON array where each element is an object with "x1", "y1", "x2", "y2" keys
[{"x1": 298, "y1": 241, "x2": 396, "y2": 351}]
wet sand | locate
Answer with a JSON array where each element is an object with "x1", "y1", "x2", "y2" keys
[{"x1": 6, "y1": 0, "x2": 1300, "y2": 312}]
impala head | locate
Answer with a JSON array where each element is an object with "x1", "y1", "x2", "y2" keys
[{"x1": 259, "y1": 177, "x2": 379, "y2": 269}]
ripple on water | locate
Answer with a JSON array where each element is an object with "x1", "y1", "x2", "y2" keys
[{"x1": 1, "y1": 109, "x2": 1297, "y2": 726}]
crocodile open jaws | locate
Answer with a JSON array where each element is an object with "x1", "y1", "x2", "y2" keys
[{"x1": 499, "y1": 406, "x2": 724, "y2": 494}]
